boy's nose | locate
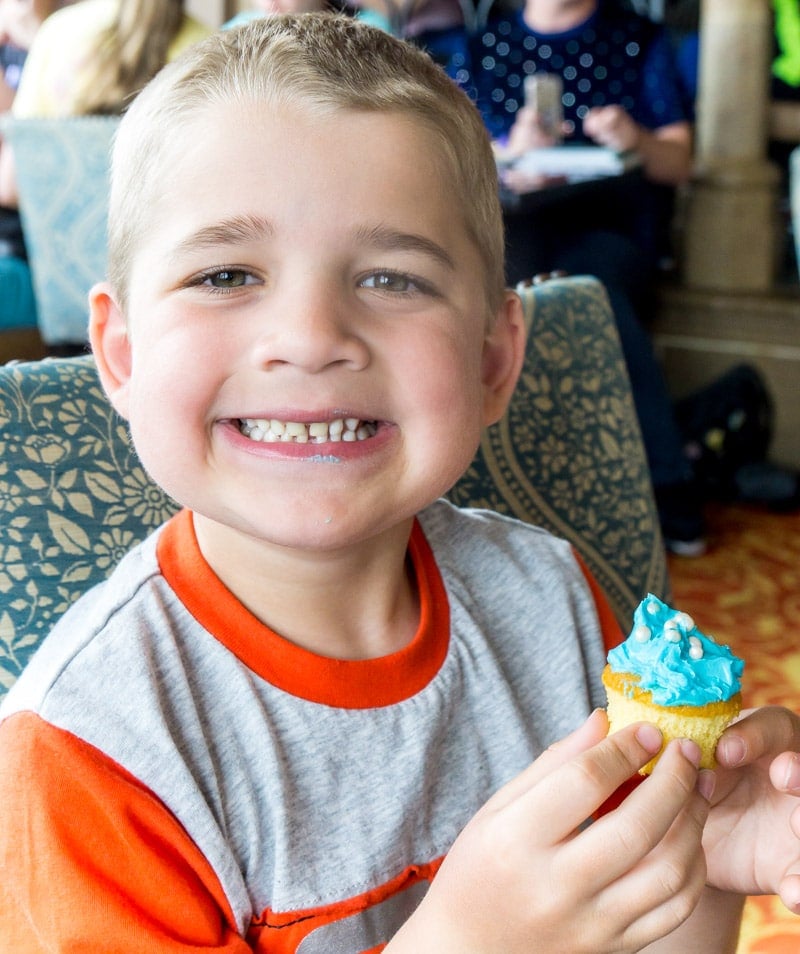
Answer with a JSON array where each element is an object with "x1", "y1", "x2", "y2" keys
[{"x1": 249, "y1": 284, "x2": 370, "y2": 374}]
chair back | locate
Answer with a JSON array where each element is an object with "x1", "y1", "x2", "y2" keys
[
  {"x1": 0, "y1": 355, "x2": 178, "y2": 699},
  {"x1": 0, "y1": 275, "x2": 668, "y2": 701},
  {"x1": 2, "y1": 116, "x2": 120, "y2": 347}
]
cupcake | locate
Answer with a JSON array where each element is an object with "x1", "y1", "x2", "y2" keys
[{"x1": 603, "y1": 594, "x2": 744, "y2": 774}]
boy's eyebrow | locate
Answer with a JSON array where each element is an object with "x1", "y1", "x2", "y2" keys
[
  {"x1": 170, "y1": 217, "x2": 455, "y2": 271},
  {"x1": 356, "y1": 225, "x2": 456, "y2": 271},
  {"x1": 172, "y1": 214, "x2": 274, "y2": 256}
]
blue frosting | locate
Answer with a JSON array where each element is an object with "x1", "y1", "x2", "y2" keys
[{"x1": 607, "y1": 594, "x2": 744, "y2": 706}]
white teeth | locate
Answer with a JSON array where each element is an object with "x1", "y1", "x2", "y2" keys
[
  {"x1": 239, "y1": 417, "x2": 378, "y2": 444},
  {"x1": 285, "y1": 422, "x2": 306, "y2": 438}
]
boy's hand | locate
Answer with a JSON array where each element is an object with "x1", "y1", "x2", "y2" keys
[
  {"x1": 702, "y1": 706, "x2": 800, "y2": 912},
  {"x1": 391, "y1": 710, "x2": 712, "y2": 954}
]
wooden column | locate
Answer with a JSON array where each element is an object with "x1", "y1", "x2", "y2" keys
[{"x1": 681, "y1": 0, "x2": 782, "y2": 291}]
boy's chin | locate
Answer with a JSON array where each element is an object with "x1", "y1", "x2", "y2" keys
[{"x1": 192, "y1": 506, "x2": 416, "y2": 556}]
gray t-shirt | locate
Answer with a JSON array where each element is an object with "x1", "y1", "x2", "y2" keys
[{"x1": 1, "y1": 498, "x2": 613, "y2": 950}]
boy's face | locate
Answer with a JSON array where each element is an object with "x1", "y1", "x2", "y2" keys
[{"x1": 92, "y1": 103, "x2": 522, "y2": 561}]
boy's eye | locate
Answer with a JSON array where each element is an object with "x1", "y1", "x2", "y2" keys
[
  {"x1": 203, "y1": 269, "x2": 252, "y2": 288},
  {"x1": 360, "y1": 271, "x2": 430, "y2": 294}
]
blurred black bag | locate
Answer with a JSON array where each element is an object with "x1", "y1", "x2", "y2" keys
[{"x1": 674, "y1": 364, "x2": 797, "y2": 509}]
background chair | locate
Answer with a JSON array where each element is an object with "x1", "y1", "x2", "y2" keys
[
  {"x1": 0, "y1": 275, "x2": 669, "y2": 701},
  {"x1": 1, "y1": 116, "x2": 119, "y2": 351}
]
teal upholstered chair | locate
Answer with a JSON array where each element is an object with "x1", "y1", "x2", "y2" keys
[
  {"x1": 1, "y1": 116, "x2": 120, "y2": 349},
  {"x1": 0, "y1": 275, "x2": 669, "y2": 701}
]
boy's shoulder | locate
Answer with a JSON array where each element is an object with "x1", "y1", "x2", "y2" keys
[
  {"x1": 419, "y1": 497, "x2": 578, "y2": 578},
  {"x1": 421, "y1": 496, "x2": 570, "y2": 546}
]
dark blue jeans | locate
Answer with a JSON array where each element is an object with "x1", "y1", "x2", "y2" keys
[{"x1": 504, "y1": 199, "x2": 691, "y2": 490}]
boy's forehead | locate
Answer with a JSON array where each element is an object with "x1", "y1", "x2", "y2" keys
[
  {"x1": 153, "y1": 99, "x2": 456, "y2": 199},
  {"x1": 132, "y1": 101, "x2": 477, "y2": 259}
]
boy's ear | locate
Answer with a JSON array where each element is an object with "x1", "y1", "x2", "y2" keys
[
  {"x1": 480, "y1": 290, "x2": 527, "y2": 427},
  {"x1": 88, "y1": 281, "x2": 133, "y2": 421}
]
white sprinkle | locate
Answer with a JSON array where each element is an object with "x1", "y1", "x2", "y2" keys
[
  {"x1": 689, "y1": 636, "x2": 704, "y2": 660},
  {"x1": 665, "y1": 627, "x2": 681, "y2": 643},
  {"x1": 675, "y1": 612, "x2": 695, "y2": 631},
  {"x1": 646, "y1": 600, "x2": 659, "y2": 614},
  {"x1": 633, "y1": 624, "x2": 651, "y2": 643}
]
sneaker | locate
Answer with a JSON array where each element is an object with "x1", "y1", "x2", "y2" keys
[{"x1": 655, "y1": 482, "x2": 707, "y2": 557}]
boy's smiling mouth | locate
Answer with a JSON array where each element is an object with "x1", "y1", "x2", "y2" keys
[{"x1": 238, "y1": 417, "x2": 379, "y2": 444}]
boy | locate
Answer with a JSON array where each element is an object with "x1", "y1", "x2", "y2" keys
[{"x1": 1, "y1": 14, "x2": 800, "y2": 953}]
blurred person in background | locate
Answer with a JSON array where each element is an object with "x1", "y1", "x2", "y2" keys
[
  {"x1": 428, "y1": 0, "x2": 703, "y2": 555},
  {"x1": 0, "y1": 0, "x2": 210, "y2": 208},
  {"x1": 0, "y1": 0, "x2": 64, "y2": 333}
]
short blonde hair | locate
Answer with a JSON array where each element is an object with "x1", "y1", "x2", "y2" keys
[{"x1": 108, "y1": 14, "x2": 505, "y2": 311}]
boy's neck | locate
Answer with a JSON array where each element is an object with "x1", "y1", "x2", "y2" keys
[
  {"x1": 522, "y1": 0, "x2": 598, "y2": 33},
  {"x1": 192, "y1": 514, "x2": 420, "y2": 661}
]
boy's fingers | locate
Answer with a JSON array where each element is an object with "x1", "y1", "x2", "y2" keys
[
  {"x1": 716, "y1": 706, "x2": 800, "y2": 769},
  {"x1": 485, "y1": 709, "x2": 610, "y2": 812},
  {"x1": 779, "y1": 872, "x2": 800, "y2": 914},
  {"x1": 600, "y1": 791, "x2": 709, "y2": 947},
  {"x1": 770, "y1": 751, "x2": 800, "y2": 795},
  {"x1": 503, "y1": 721, "x2": 665, "y2": 844},
  {"x1": 571, "y1": 739, "x2": 707, "y2": 886}
]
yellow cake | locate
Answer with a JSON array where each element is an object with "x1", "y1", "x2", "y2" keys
[{"x1": 603, "y1": 594, "x2": 744, "y2": 775}]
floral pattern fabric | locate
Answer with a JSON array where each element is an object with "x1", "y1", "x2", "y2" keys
[{"x1": 0, "y1": 356, "x2": 178, "y2": 698}]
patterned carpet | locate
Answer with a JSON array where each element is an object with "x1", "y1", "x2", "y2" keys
[{"x1": 667, "y1": 503, "x2": 800, "y2": 953}]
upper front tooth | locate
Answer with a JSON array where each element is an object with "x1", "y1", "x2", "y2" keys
[{"x1": 239, "y1": 416, "x2": 375, "y2": 444}]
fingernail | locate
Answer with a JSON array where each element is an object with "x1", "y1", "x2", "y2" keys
[
  {"x1": 679, "y1": 738, "x2": 702, "y2": 768},
  {"x1": 697, "y1": 769, "x2": 716, "y2": 802},
  {"x1": 782, "y1": 754, "x2": 800, "y2": 793},
  {"x1": 718, "y1": 735, "x2": 746, "y2": 766},
  {"x1": 636, "y1": 723, "x2": 662, "y2": 753}
]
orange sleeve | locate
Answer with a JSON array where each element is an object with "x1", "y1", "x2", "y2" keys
[
  {"x1": 0, "y1": 711, "x2": 251, "y2": 953},
  {"x1": 571, "y1": 548, "x2": 625, "y2": 652}
]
